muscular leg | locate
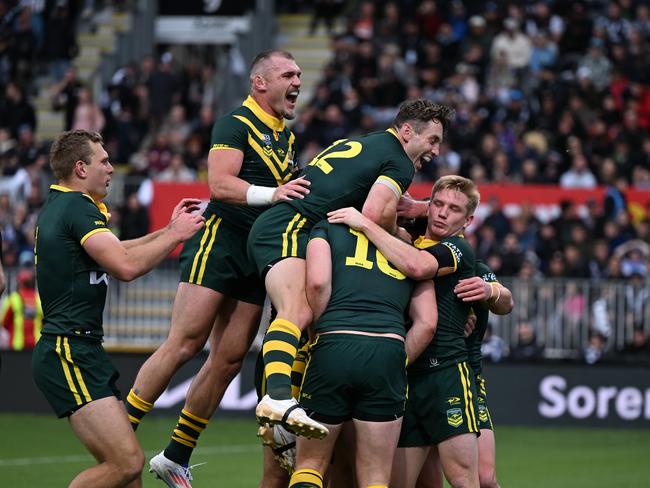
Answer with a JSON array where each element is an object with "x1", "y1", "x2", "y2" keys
[
  {"x1": 416, "y1": 447, "x2": 444, "y2": 488},
  {"x1": 184, "y1": 298, "x2": 261, "y2": 418},
  {"x1": 438, "y1": 433, "x2": 479, "y2": 488},
  {"x1": 391, "y1": 446, "x2": 430, "y2": 488},
  {"x1": 260, "y1": 446, "x2": 290, "y2": 488},
  {"x1": 262, "y1": 258, "x2": 313, "y2": 400},
  {"x1": 130, "y1": 283, "x2": 225, "y2": 406},
  {"x1": 353, "y1": 417, "x2": 402, "y2": 487},
  {"x1": 327, "y1": 421, "x2": 355, "y2": 488},
  {"x1": 158, "y1": 297, "x2": 262, "y2": 467},
  {"x1": 68, "y1": 397, "x2": 144, "y2": 487},
  {"x1": 478, "y1": 429, "x2": 499, "y2": 488},
  {"x1": 289, "y1": 422, "x2": 343, "y2": 487}
]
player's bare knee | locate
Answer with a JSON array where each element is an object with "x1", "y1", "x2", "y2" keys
[
  {"x1": 124, "y1": 446, "x2": 144, "y2": 480},
  {"x1": 478, "y1": 472, "x2": 499, "y2": 488},
  {"x1": 210, "y1": 355, "x2": 244, "y2": 383},
  {"x1": 174, "y1": 337, "x2": 207, "y2": 362},
  {"x1": 297, "y1": 305, "x2": 313, "y2": 330},
  {"x1": 445, "y1": 470, "x2": 477, "y2": 488}
]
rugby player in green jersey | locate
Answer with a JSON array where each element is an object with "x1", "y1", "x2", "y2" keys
[
  {"x1": 417, "y1": 262, "x2": 513, "y2": 488},
  {"x1": 328, "y1": 175, "x2": 482, "y2": 488},
  {"x1": 122, "y1": 50, "x2": 314, "y2": 487},
  {"x1": 458, "y1": 263, "x2": 512, "y2": 488},
  {"x1": 31, "y1": 130, "x2": 204, "y2": 488},
  {"x1": 285, "y1": 221, "x2": 437, "y2": 488},
  {"x1": 248, "y1": 101, "x2": 453, "y2": 441}
]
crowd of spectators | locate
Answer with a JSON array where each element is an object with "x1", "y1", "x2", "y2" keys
[
  {"x1": 0, "y1": 0, "x2": 648, "y2": 360},
  {"x1": 0, "y1": 0, "x2": 218, "y2": 269},
  {"x1": 288, "y1": 0, "x2": 650, "y2": 362}
]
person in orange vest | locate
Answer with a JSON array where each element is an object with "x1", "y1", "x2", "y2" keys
[{"x1": 0, "y1": 266, "x2": 42, "y2": 350}]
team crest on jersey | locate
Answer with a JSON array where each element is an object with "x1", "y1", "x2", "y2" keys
[
  {"x1": 478, "y1": 404, "x2": 489, "y2": 423},
  {"x1": 446, "y1": 397, "x2": 461, "y2": 405},
  {"x1": 447, "y1": 408, "x2": 463, "y2": 427},
  {"x1": 263, "y1": 134, "x2": 272, "y2": 145}
]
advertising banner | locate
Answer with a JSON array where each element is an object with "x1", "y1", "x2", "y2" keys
[{"x1": 2, "y1": 351, "x2": 648, "y2": 427}]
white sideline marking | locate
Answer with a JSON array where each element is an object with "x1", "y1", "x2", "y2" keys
[{"x1": 0, "y1": 444, "x2": 259, "y2": 467}]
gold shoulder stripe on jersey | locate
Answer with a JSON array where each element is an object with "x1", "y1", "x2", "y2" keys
[
  {"x1": 80, "y1": 227, "x2": 111, "y2": 246},
  {"x1": 234, "y1": 115, "x2": 291, "y2": 173}
]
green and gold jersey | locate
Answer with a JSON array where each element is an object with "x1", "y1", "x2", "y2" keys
[
  {"x1": 209, "y1": 95, "x2": 297, "y2": 230},
  {"x1": 287, "y1": 129, "x2": 415, "y2": 223},
  {"x1": 466, "y1": 260, "x2": 499, "y2": 375},
  {"x1": 310, "y1": 221, "x2": 414, "y2": 336},
  {"x1": 409, "y1": 235, "x2": 475, "y2": 373},
  {"x1": 35, "y1": 185, "x2": 113, "y2": 341}
]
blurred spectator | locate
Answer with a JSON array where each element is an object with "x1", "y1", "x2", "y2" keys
[
  {"x1": 559, "y1": 153, "x2": 597, "y2": 188},
  {"x1": 72, "y1": 87, "x2": 105, "y2": 133},
  {"x1": 588, "y1": 239, "x2": 611, "y2": 281},
  {"x1": 43, "y1": 1, "x2": 77, "y2": 81},
  {"x1": 51, "y1": 66, "x2": 83, "y2": 131},
  {"x1": 156, "y1": 151, "x2": 196, "y2": 183},
  {"x1": 490, "y1": 18, "x2": 532, "y2": 72},
  {"x1": 481, "y1": 323, "x2": 506, "y2": 362},
  {"x1": 0, "y1": 82, "x2": 36, "y2": 138},
  {"x1": 509, "y1": 319, "x2": 544, "y2": 361},
  {"x1": 119, "y1": 193, "x2": 149, "y2": 241},
  {"x1": 0, "y1": 255, "x2": 41, "y2": 350},
  {"x1": 482, "y1": 196, "x2": 510, "y2": 240},
  {"x1": 577, "y1": 39, "x2": 611, "y2": 92},
  {"x1": 147, "y1": 52, "x2": 181, "y2": 128},
  {"x1": 309, "y1": 0, "x2": 344, "y2": 36},
  {"x1": 617, "y1": 325, "x2": 650, "y2": 365},
  {"x1": 582, "y1": 331, "x2": 607, "y2": 365}
]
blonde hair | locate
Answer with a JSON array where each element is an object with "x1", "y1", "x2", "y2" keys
[
  {"x1": 431, "y1": 175, "x2": 480, "y2": 215},
  {"x1": 249, "y1": 50, "x2": 295, "y2": 82}
]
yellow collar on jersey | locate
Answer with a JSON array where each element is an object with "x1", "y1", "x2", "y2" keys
[
  {"x1": 243, "y1": 95, "x2": 285, "y2": 133},
  {"x1": 414, "y1": 234, "x2": 464, "y2": 249},
  {"x1": 50, "y1": 184, "x2": 111, "y2": 222},
  {"x1": 386, "y1": 127, "x2": 399, "y2": 139},
  {"x1": 415, "y1": 236, "x2": 438, "y2": 249}
]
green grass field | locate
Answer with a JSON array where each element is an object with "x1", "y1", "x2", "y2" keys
[{"x1": 0, "y1": 414, "x2": 648, "y2": 487}]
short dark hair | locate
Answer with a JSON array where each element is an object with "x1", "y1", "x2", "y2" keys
[
  {"x1": 393, "y1": 99, "x2": 455, "y2": 133},
  {"x1": 249, "y1": 50, "x2": 295, "y2": 78},
  {"x1": 50, "y1": 130, "x2": 103, "y2": 180}
]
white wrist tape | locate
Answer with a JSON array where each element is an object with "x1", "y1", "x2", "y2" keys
[{"x1": 246, "y1": 185, "x2": 276, "y2": 206}]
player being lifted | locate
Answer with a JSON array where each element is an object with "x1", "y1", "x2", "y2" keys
[{"x1": 248, "y1": 100, "x2": 454, "y2": 440}]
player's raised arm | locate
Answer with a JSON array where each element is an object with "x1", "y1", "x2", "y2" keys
[
  {"x1": 83, "y1": 201, "x2": 204, "y2": 282},
  {"x1": 328, "y1": 207, "x2": 439, "y2": 280},
  {"x1": 362, "y1": 181, "x2": 400, "y2": 235}
]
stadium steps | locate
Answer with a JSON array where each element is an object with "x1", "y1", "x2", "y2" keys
[
  {"x1": 34, "y1": 12, "x2": 131, "y2": 142},
  {"x1": 276, "y1": 14, "x2": 332, "y2": 110}
]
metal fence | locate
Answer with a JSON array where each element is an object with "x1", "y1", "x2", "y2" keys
[
  {"x1": 2, "y1": 265, "x2": 647, "y2": 359},
  {"x1": 480, "y1": 277, "x2": 648, "y2": 360},
  {"x1": 99, "y1": 267, "x2": 648, "y2": 359}
]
